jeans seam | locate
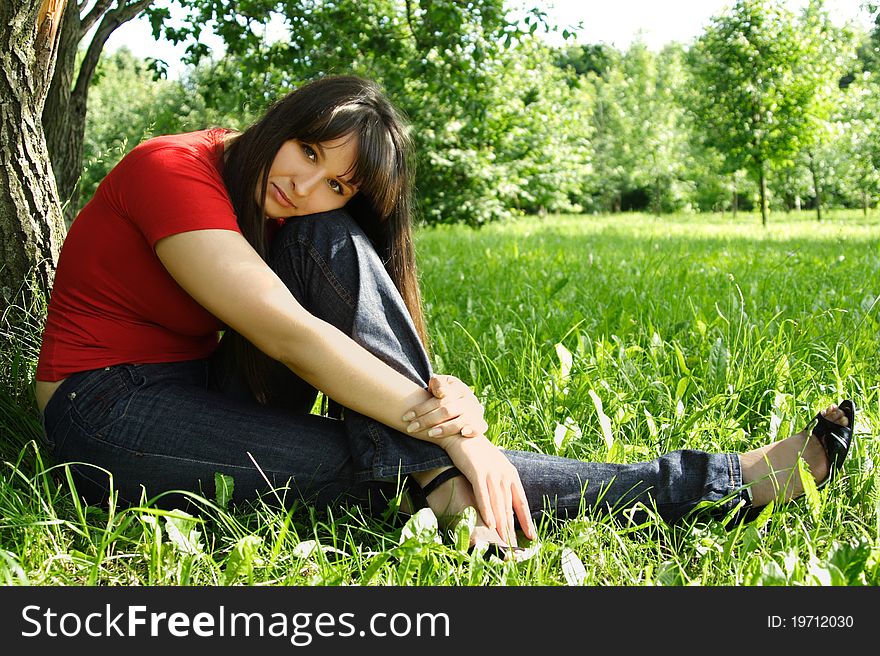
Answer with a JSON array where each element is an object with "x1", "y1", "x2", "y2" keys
[
  {"x1": 298, "y1": 236, "x2": 357, "y2": 309},
  {"x1": 67, "y1": 369, "x2": 140, "y2": 437},
  {"x1": 77, "y1": 432, "x2": 333, "y2": 480},
  {"x1": 726, "y1": 452, "x2": 743, "y2": 491}
]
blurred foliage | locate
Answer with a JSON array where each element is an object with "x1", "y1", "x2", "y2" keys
[{"x1": 77, "y1": 0, "x2": 880, "y2": 224}]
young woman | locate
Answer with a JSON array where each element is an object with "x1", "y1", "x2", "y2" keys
[{"x1": 35, "y1": 75, "x2": 855, "y2": 555}]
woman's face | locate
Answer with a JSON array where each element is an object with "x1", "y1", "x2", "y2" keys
[{"x1": 259, "y1": 136, "x2": 359, "y2": 219}]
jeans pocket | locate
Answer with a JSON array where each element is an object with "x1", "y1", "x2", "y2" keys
[
  {"x1": 68, "y1": 366, "x2": 143, "y2": 437},
  {"x1": 40, "y1": 407, "x2": 71, "y2": 456}
]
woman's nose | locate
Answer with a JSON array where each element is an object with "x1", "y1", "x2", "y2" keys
[{"x1": 292, "y1": 171, "x2": 323, "y2": 197}]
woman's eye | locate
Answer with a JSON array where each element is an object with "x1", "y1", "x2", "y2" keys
[
  {"x1": 328, "y1": 179, "x2": 343, "y2": 195},
  {"x1": 302, "y1": 144, "x2": 317, "y2": 162}
]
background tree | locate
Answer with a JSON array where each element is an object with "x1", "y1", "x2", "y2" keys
[
  {"x1": 686, "y1": 0, "x2": 836, "y2": 225},
  {"x1": 144, "y1": 0, "x2": 572, "y2": 226},
  {"x1": 0, "y1": 1, "x2": 68, "y2": 309},
  {"x1": 43, "y1": 0, "x2": 154, "y2": 220},
  {"x1": 796, "y1": 0, "x2": 854, "y2": 221},
  {"x1": 835, "y1": 70, "x2": 880, "y2": 214}
]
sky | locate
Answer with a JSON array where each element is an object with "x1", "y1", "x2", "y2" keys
[
  {"x1": 104, "y1": 0, "x2": 875, "y2": 78},
  {"x1": 539, "y1": 0, "x2": 873, "y2": 49}
]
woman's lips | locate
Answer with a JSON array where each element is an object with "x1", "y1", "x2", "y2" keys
[{"x1": 271, "y1": 182, "x2": 294, "y2": 208}]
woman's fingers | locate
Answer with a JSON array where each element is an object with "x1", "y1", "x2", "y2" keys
[
  {"x1": 402, "y1": 376, "x2": 470, "y2": 421},
  {"x1": 402, "y1": 374, "x2": 485, "y2": 438},
  {"x1": 428, "y1": 375, "x2": 449, "y2": 398},
  {"x1": 470, "y1": 475, "x2": 497, "y2": 533},
  {"x1": 489, "y1": 474, "x2": 507, "y2": 545},
  {"x1": 406, "y1": 400, "x2": 463, "y2": 430},
  {"x1": 429, "y1": 374, "x2": 468, "y2": 399},
  {"x1": 443, "y1": 436, "x2": 534, "y2": 547},
  {"x1": 405, "y1": 401, "x2": 485, "y2": 434},
  {"x1": 408, "y1": 415, "x2": 489, "y2": 439},
  {"x1": 512, "y1": 478, "x2": 536, "y2": 540},
  {"x1": 501, "y1": 478, "x2": 515, "y2": 546}
]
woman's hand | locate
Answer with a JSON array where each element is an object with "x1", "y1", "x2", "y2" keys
[
  {"x1": 440, "y1": 434, "x2": 536, "y2": 545},
  {"x1": 401, "y1": 374, "x2": 487, "y2": 439}
]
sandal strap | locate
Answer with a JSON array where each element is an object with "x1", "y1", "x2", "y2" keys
[
  {"x1": 812, "y1": 399, "x2": 855, "y2": 478},
  {"x1": 421, "y1": 466, "x2": 464, "y2": 497}
]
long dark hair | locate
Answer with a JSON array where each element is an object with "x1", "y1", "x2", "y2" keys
[{"x1": 221, "y1": 75, "x2": 427, "y2": 403}]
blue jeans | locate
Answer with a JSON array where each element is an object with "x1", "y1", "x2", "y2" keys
[{"x1": 40, "y1": 210, "x2": 745, "y2": 525}]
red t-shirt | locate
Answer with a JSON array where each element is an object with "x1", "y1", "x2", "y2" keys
[{"x1": 37, "y1": 129, "x2": 242, "y2": 381}]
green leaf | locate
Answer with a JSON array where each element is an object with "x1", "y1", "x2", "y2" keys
[
  {"x1": 643, "y1": 409, "x2": 658, "y2": 441},
  {"x1": 606, "y1": 439, "x2": 626, "y2": 464},
  {"x1": 750, "y1": 499, "x2": 775, "y2": 529},
  {"x1": 223, "y1": 535, "x2": 263, "y2": 584},
  {"x1": 741, "y1": 525, "x2": 762, "y2": 552},
  {"x1": 798, "y1": 457, "x2": 822, "y2": 523},
  {"x1": 214, "y1": 472, "x2": 235, "y2": 510},
  {"x1": 708, "y1": 337, "x2": 729, "y2": 387},
  {"x1": 555, "y1": 342, "x2": 573, "y2": 380},
  {"x1": 452, "y1": 507, "x2": 477, "y2": 552},
  {"x1": 674, "y1": 376, "x2": 691, "y2": 403},
  {"x1": 164, "y1": 511, "x2": 204, "y2": 556},
  {"x1": 548, "y1": 276, "x2": 570, "y2": 298},
  {"x1": 757, "y1": 560, "x2": 788, "y2": 586},
  {"x1": 828, "y1": 538, "x2": 872, "y2": 584},
  {"x1": 0, "y1": 550, "x2": 29, "y2": 585},
  {"x1": 399, "y1": 508, "x2": 442, "y2": 546},
  {"x1": 553, "y1": 416, "x2": 582, "y2": 453},
  {"x1": 673, "y1": 342, "x2": 691, "y2": 376},
  {"x1": 806, "y1": 559, "x2": 845, "y2": 586},
  {"x1": 588, "y1": 389, "x2": 614, "y2": 451},
  {"x1": 360, "y1": 553, "x2": 392, "y2": 584}
]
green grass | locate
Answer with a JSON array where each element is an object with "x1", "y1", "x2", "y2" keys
[{"x1": 1, "y1": 210, "x2": 878, "y2": 586}]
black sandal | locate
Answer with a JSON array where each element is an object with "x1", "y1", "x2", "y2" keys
[
  {"x1": 403, "y1": 466, "x2": 464, "y2": 511},
  {"x1": 812, "y1": 399, "x2": 855, "y2": 489},
  {"x1": 420, "y1": 466, "x2": 464, "y2": 497},
  {"x1": 735, "y1": 399, "x2": 855, "y2": 523}
]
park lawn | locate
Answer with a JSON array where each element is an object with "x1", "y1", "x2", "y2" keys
[{"x1": 0, "y1": 210, "x2": 878, "y2": 586}]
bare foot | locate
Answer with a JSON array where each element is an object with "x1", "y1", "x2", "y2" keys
[
  {"x1": 740, "y1": 403, "x2": 848, "y2": 507},
  {"x1": 410, "y1": 466, "x2": 522, "y2": 555}
]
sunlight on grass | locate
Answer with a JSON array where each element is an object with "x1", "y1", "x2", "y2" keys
[{"x1": 1, "y1": 211, "x2": 878, "y2": 585}]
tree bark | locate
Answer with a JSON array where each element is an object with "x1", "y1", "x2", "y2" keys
[
  {"x1": 0, "y1": 1, "x2": 69, "y2": 308},
  {"x1": 43, "y1": 1, "x2": 153, "y2": 221}
]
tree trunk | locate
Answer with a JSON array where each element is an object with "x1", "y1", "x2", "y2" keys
[
  {"x1": 808, "y1": 150, "x2": 822, "y2": 222},
  {"x1": 0, "y1": 1, "x2": 68, "y2": 308},
  {"x1": 654, "y1": 174, "x2": 661, "y2": 217},
  {"x1": 758, "y1": 160, "x2": 768, "y2": 226},
  {"x1": 731, "y1": 173, "x2": 738, "y2": 219},
  {"x1": 42, "y1": 1, "x2": 86, "y2": 219},
  {"x1": 863, "y1": 190, "x2": 868, "y2": 217},
  {"x1": 43, "y1": 0, "x2": 154, "y2": 221}
]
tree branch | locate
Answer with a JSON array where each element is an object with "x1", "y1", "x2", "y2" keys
[
  {"x1": 73, "y1": 0, "x2": 153, "y2": 98},
  {"x1": 404, "y1": 0, "x2": 427, "y2": 53},
  {"x1": 80, "y1": 0, "x2": 114, "y2": 34}
]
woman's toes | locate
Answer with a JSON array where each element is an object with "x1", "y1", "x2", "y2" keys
[{"x1": 820, "y1": 405, "x2": 847, "y2": 426}]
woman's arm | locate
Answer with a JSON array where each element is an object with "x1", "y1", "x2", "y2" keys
[
  {"x1": 157, "y1": 229, "x2": 437, "y2": 439},
  {"x1": 156, "y1": 229, "x2": 533, "y2": 539}
]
